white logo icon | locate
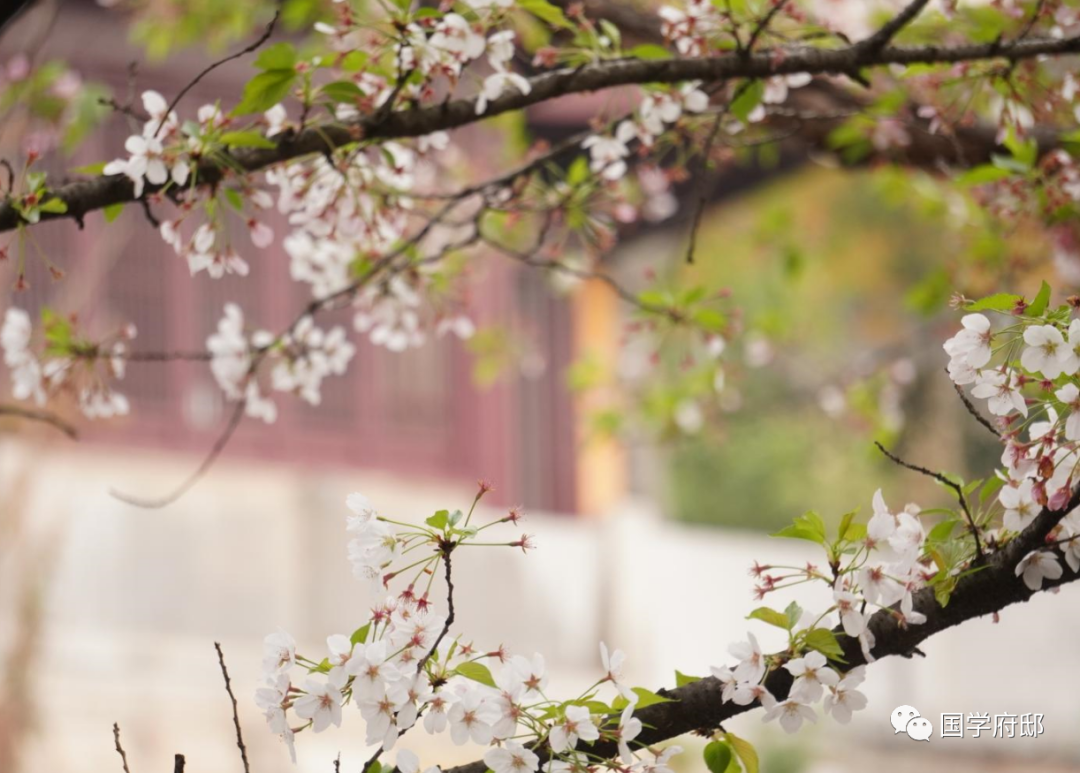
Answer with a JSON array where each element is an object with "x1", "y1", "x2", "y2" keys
[
  {"x1": 906, "y1": 716, "x2": 933, "y2": 741},
  {"x1": 891, "y1": 705, "x2": 932, "y2": 741}
]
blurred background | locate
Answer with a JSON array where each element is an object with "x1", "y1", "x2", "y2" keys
[{"x1": 2, "y1": 2, "x2": 1080, "y2": 773}]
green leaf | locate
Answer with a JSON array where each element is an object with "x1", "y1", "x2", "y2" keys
[
  {"x1": 803, "y1": 628, "x2": 846, "y2": 663},
  {"x1": 39, "y1": 197, "x2": 68, "y2": 214},
  {"x1": 223, "y1": 188, "x2": 244, "y2": 211},
  {"x1": 927, "y1": 519, "x2": 958, "y2": 543},
  {"x1": 321, "y1": 80, "x2": 366, "y2": 104},
  {"x1": 614, "y1": 686, "x2": 675, "y2": 710},
  {"x1": 964, "y1": 293, "x2": 1022, "y2": 312},
  {"x1": 979, "y1": 475, "x2": 1005, "y2": 504},
  {"x1": 308, "y1": 657, "x2": 332, "y2": 673},
  {"x1": 517, "y1": 0, "x2": 573, "y2": 28},
  {"x1": 566, "y1": 155, "x2": 589, "y2": 186},
  {"x1": 255, "y1": 42, "x2": 297, "y2": 71},
  {"x1": 730, "y1": 80, "x2": 764, "y2": 124},
  {"x1": 72, "y1": 161, "x2": 107, "y2": 175},
  {"x1": 233, "y1": 70, "x2": 297, "y2": 115},
  {"x1": 628, "y1": 43, "x2": 672, "y2": 60},
  {"x1": 367, "y1": 762, "x2": 382, "y2": 773},
  {"x1": 350, "y1": 623, "x2": 371, "y2": 645},
  {"x1": 723, "y1": 732, "x2": 759, "y2": 773},
  {"x1": 219, "y1": 130, "x2": 277, "y2": 149},
  {"x1": 628, "y1": 687, "x2": 674, "y2": 708},
  {"x1": 747, "y1": 606, "x2": 793, "y2": 630},
  {"x1": 42, "y1": 307, "x2": 72, "y2": 354},
  {"x1": 957, "y1": 164, "x2": 1013, "y2": 186},
  {"x1": 784, "y1": 601, "x2": 803, "y2": 629},
  {"x1": 427, "y1": 510, "x2": 450, "y2": 530},
  {"x1": 771, "y1": 511, "x2": 826, "y2": 545},
  {"x1": 674, "y1": 669, "x2": 702, "y2": 687},
  {"x1": 455, "y1": 662, "x2": 497, "y2": 688},
  {"x1": 703, "y1": 741, "x2": 733, "y2": 773},
  {"x1": 1025, "y1": 280, "x2": 1052, "y2": 317},
  {"x1": 837, "y1": 508, "x2": 860, "y2": 541},
  {"x1": 103, "y1": 202, "x2": 125, "y2": 222}
]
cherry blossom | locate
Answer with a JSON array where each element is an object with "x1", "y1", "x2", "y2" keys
[
  {"x1": 823, "y1": 666, "x2": 868, "y2": 724},
  {"x1": 729, "y1": 632, "x2": 765, "y2": 683},
  {"x1": 448, "y1": 689, "x2": 499, "y2": 746},
  {"x1": 549, "y1": 705, "x2": 599, "y2": 753},
  {"x1": 1021, "y1": 324, "x2": 1067, "y2": 378},
  {"x1": 484, "y1": 742, "x2": 540, "y2": 773},
  {"x1": 971, "y1": 369, "x2": 1027, "y2": 417},
  {"x1": 294, "y1": 671, "x2": 346, "y2": 732},
  {"x1": 262, "y1": 629, "x2": 296, "y2": 675},
  {"x1": 1000, "y1": 478, "x2": 1040, "y2": 532},
  {"x1": 761, "y1": 693, "x2": 817, "y2": 734},
  {"x1": 1016, "y1": 550, "x2": 1063, "y2": 591},
  {"x1": 784, "y1": 650, "x2": 839, "y2": 703}
]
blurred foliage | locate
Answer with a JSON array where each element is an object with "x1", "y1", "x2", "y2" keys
[
  {"x1": 664, "y1": 165, "x2": 1053, "y2": 532},
  {"x1": 123, "y1": 0, "x2": 336, "y2": 59}
]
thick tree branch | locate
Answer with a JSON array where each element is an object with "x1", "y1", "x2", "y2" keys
[
  {"x1": 4, "y1": 34, "x2": 1080, "y2": 233},
  {"x1": 441, "y1": 487, "x2": 1080, "y2": 773}
]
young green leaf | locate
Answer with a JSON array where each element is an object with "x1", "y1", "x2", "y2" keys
[
  {"x1": 455, "y1": 662, "x2": 497, "y2": 688},
  {"x1": 703, "y1": 741, "x2": 733, "y2": 773}
]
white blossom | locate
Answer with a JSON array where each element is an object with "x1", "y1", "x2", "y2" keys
[
  {"x1": 549, "y1": 704, "x2": 599, "y2": 753},
  {"x1": 293, "y1": 671, "x2": 346, "y2": 732},
  {"x1": 1016, "y1": 549, "x2": 1063, "y2": 591},
  {"x1": 823, "y1": 666, "x2": 868, "y2": 723},
  {"x1": 784, "y1": 650, "x2": 838, "y2": 703},
  {"x1": 484, "y1": 742, "x2": 539, "y2": 773},
  {"x1": 1021, "y1": 324, "x2": 1066, "y2": 379}
]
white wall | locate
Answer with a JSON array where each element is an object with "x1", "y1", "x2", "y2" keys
[{"x1": 2, "y1": 442, "x2": 1078, "y2": 773}]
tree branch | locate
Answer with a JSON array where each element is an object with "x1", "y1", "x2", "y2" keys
[
  {"x1": 874, "y1": 440, "x2": 984, "y2": 563},
  {"x1": 214, "y1": 643, "x2": 251, "y2": 773},
  {"x1": 440, "y1": 486, "x2": 1080, "y2": 773},
  {"x1": 5, "y1": 33, "x2": 1080, "y2": 233},
  {"x1": 153, "y1": 8, "x2": 281, "y2": 138},
  {"x1": 859, "y1": 0, "x2": 933, "y2": 52},
  {"x1": 0, "y1": 403, "x2": 78, "y2": 439},
  {"x1": 112, "y1": 723, "x2": 132, "y2": 773}
]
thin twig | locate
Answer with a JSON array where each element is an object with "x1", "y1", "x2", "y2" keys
[
  {"x1": 112, "y1": 723, "x2": 132, "y2": 773},
  {"x1": 124, "y1": 350, "x2": 214, "y2": 362},
  {"x1": 685, "y1": 81, "x2": 753, "y2": 264},
  {"x1": 109, "y1": 398, "x2": 247, "y2": 508},
  {"x1": 0, "y1": 404, "x2": 78, "y2": 439},
  {"x1": 1017, "y1": 0, "x2": 1047, "y2": 41},
  {"x1": 417, "y1": 546, "x2": 456, "y2": 676},
  {"x1": 875, "y1": 441, "x2": 985, "y2": 563},
  {"x1": 745, "y1": 0, "x2": 792, "y2": 53},
  {"x1": 138, "y1": 198, "x2": 160, "y2": 228},
  {"x1": 952, "y1": 382, "x2": 1002, "y2": 439},
  {"x1": 174, "y1": 755, "x2": 186, "y2": 773},
  {"x1": 154, "y1": 8, "x2": 282, "y2": 138},
  {"x1": 860, "y1": 0, "x2": 932, "y2": 51},
  {"x1": 214, "y1": 642, "x2": 251, "y2": 773}
]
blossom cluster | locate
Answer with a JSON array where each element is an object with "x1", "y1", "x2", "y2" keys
[
  {"x1": 942, "y1": 296, "x2": 1080, "y2": 588},
  {"x1": 708, "y1": 488, "x2": 928, "y2": 734},
  {"x1": 1, "y1": 307, "x2": 134, "y2": 419},
  {"x1": 255, "y1": 487, "x2": 683, "y2": 773},
  {"x1": 206, "y1": 303, "x2": 355, "y2": 423},
  {"x1": 102, "y1": 90, "x2": 279, "y2": 280}
]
